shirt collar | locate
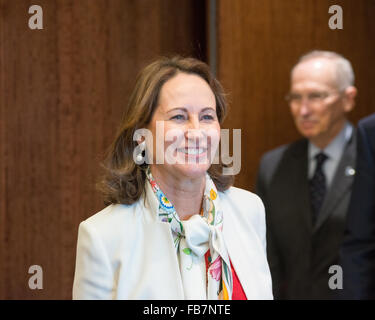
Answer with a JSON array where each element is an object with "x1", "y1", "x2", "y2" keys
[{"x1": 308, "y1": 121, "x2": 353, "y2": 161}]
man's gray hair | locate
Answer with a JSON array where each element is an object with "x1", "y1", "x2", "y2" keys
[{"x1": 292, "y1": 50, "x2": 355, "y2": 91}]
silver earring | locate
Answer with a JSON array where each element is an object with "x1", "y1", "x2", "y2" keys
[{"x1": 136, "y1": 141, "x2": 146, "y2": 164}]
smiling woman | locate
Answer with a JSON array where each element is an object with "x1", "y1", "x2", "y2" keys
[
  {"x1": 72, "y1": 56, "x2": 273, "y2": 300},
  {"x1": 146, "y1": 72, "x2": 222, "y2": 207}
]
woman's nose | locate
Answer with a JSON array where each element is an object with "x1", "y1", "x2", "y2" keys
[
  {"x1": 185, "y1": 118, "x2": 204, "y2": 141},
  {"x1": 185, "y1": 127, "x2": 204, "y2": 141},
  {"x1": 187, "y1": 116, "x2": 200, "y2": 130}
]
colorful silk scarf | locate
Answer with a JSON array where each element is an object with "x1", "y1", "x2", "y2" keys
[{"x1": 146, "y1": 168, "x2": 233, "y2": 300}]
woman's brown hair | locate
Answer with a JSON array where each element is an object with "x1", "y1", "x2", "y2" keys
[{"x1": 98, "y1": 56, "x2": 234, "y2": 205}]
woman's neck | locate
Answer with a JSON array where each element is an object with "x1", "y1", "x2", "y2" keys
[{"x1": 150, "y1": 166, "x2": 206, "y2": 220}]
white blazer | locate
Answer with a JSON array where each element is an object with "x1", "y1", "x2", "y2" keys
[{"x1": 72, "y1": 182, "x2": 273, "y2": 300}]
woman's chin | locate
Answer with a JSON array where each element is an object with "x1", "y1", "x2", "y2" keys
[{"x1": 173, "y1": 163, "x2": 210, "y2": 179}]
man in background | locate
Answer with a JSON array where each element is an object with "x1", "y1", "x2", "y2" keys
[
  {"x1": 340, "y1": 113, "x2": 375, "y2": 299},
  {"x1": 256, "y1": 51, "x2": 358, "y2": 299}
]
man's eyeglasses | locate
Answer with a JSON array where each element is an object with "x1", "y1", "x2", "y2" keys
[{"x1": 285, "y1": 91, "x2": 342, "y2": 105}]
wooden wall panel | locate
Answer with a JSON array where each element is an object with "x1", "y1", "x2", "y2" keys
[
  {"x1": 0, "y1": 0, "x2": 206, "y2": 299},
  {"x1": 217, "y1": 0, "x2": 375, "y2": 191}
]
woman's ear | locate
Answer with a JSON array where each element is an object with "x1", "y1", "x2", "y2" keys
[{"x1": 136, "y1": 137, "x2": 145, "y2": 145}]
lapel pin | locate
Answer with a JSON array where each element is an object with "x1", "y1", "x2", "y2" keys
[{"x1": 345, "y1": 166, "x2": 355, "y2": 176}]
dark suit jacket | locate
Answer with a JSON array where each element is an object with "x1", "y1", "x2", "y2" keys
[
  {"x1": 340, "y1": 114, "x2": 375, "y2": 299},
  {"x1": 256, "y1": 132, "x2": 356, "y2": 299}
]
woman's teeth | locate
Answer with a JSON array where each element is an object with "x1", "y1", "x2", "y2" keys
[{"x1": 178, "y1": 148, "x2": 205, "y2": 155}]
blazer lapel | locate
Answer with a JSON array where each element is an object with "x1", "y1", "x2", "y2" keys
[
  {"x1": 314, "y1": 133, "x2": 356, "y2": 232},
  {"x1": 289, "y1": 140, "x2": 312, "y2": 230},
  {"x1": 140, "y1": 181, "x2": 185, "y2": 299},
  {"x1": 222, "y1": 201, "x2": 273, "y2": 299},
  {"x1": 271, "y1": 139, "x2": 312, "y2": 231}
]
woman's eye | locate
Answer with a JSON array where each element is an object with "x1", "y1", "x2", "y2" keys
[
  {"x1": 201, "y1": 115, "x2": 214, "y2": 121},
  {"x1": 171, "y1": 114, "x2": 185, "y2": 120}
]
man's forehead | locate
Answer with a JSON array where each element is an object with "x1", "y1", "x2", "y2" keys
[{"x1": 291, "y1": 58, "x2": 337, "y2": 88}]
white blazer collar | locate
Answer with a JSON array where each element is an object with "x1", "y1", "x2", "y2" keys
[{"x1": 141, "y1": 179, "x2": 160, "y2": 223}]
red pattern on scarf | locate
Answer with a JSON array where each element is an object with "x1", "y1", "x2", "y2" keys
[{"x1": 205, "y1": 251, "x2": 247, "y2": 300}]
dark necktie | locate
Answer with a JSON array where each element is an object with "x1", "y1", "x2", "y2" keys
[{"x1": 309, "y1": 152, "x2": 328, "y2": 225}]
